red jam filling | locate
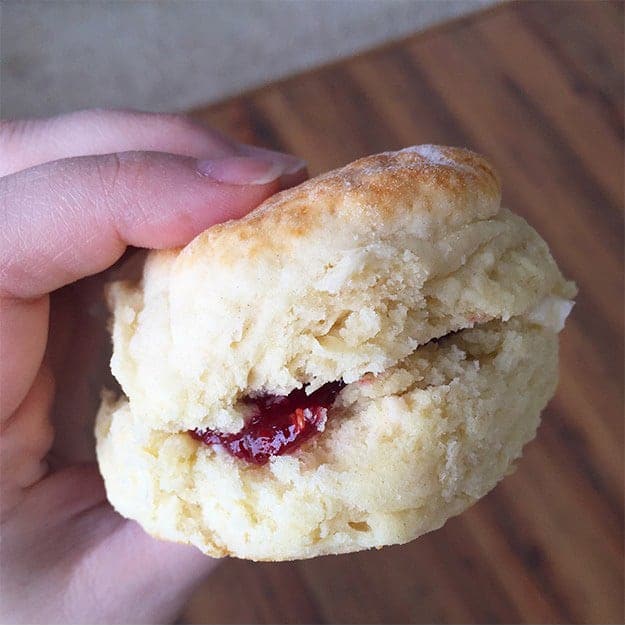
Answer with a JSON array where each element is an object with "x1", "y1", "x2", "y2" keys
[{"x1": 190, "y1": 380, "x2": 345, "y2": 465}]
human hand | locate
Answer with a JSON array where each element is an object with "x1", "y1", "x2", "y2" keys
[{"x1": 0, "y1": 109, "x2": 306, "y2": 624}]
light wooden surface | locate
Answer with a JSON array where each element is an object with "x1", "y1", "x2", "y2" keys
[{"x1": 183, "y1": 2, "x2": 624, "y2": 623}]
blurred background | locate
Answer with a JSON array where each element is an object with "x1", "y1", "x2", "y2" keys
[
  {"x1": 3, "y1": 0, "x2": 496, "y2": 118},
  {"x1": 2, "y1": 1, "x2": 623, "y2": 624}
]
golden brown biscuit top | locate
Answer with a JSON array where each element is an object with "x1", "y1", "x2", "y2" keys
[{"x1": 179, "y1": 145, "x2": 502, "y2": 267}]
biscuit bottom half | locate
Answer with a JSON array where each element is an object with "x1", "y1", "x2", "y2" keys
[{"x1": 96, "y1": 316, "x2": 559, "y2": 561}]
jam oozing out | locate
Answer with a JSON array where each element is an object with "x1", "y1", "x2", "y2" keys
[{"x1": 190, "y1": 381, "x2": 345, "y2": 465}]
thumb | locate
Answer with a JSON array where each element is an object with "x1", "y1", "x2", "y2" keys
[
  {"x1": 0, "y1": 150, "x2": 303, "y2": 299},
  {"x1": 0, "y1": 150, "x2": 304, "y2": 488}
]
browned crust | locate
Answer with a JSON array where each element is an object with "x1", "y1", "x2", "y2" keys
[{"x1": 177, "y1": 145, "x2": 501, "y2": 267}]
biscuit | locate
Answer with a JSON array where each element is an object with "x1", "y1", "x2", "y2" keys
[{"x1": 96, "y1": 145, "x2": 575, "y2": 560}]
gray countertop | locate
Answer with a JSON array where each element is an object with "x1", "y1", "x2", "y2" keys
[{"x1": 2, "y1": 0, "x2": 497, "y2": 119}]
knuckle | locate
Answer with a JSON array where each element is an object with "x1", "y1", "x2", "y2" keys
[
  {"x1": 90, "y1": 151, "x2": 160, "y2": 212},
  {"x1": 92, "y1": 152, "x2": 125, "y2": 196}
]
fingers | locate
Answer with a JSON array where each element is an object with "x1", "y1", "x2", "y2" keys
[
  {"x1": 0, "y1": 109, "x2": 232, "y2": 176},
  {"x1": 0, "y1": 108, "x2": 306, "y2": 178},
  {"x1": 0, "y1": 297, "x2": 49, "y2": 422},
  {"x1": 0, "y1": 150, "x2": 301, "y2": 299},
  {"x1": 0, "y1": 365, "x2": 55, "y2": 514},
  {"x1": 0, "y1": 148, "x2": 303, "y2": 425},
  {"x1": 105, "y1": 521, "x2": 218, "y2": 624},
  {"x1": 11, "y1": 463, "x2": 107, "y2": 523},
  {"x1": 1, "y1": 464, "x2": 215, "y2": 624},
  {"x1": 0, "y1": 111, "x2": 308, "y2": 509}
]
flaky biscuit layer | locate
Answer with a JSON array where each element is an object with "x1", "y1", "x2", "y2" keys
[{"x1": 97, "y1": 146, "x2": 575, "y2": 560}]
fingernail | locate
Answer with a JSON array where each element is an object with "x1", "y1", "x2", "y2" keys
[
  {"x1": 197, "y1": 156, "x2": 286, "y2": 185},
  {"x1": 237, "y1": 144, "x2": 307, "y2": 176}
]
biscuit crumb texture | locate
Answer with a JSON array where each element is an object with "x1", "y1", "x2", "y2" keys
[
  {"x1": 107, "y1": 145, "x2": 574, "y2": 434},
  {"x1": 97, "y1": 318, "x2": 558, "y2": 560},
  {"x1": 96, "y1": 145, "x2": 575, "y2": 560}
]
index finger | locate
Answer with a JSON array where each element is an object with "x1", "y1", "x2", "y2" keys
[
  {"x1": 0, "y1": 150, "x2": 300, "y2": 298},
  {"x1": 0, "y1": 149, "x2": 303, "y2": 421}
]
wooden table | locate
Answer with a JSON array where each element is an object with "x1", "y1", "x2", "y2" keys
[{"x1": 184, "y1": 2, "x2": 624, "y2": 623}]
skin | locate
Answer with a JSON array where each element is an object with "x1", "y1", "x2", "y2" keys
[{"x1": 0, "y1": 109, "x2": 307, "y2": 624}]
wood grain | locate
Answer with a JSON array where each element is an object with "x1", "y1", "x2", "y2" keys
[{"x1": 183, "y1": 2, "x2": 624, "y2": 623}]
